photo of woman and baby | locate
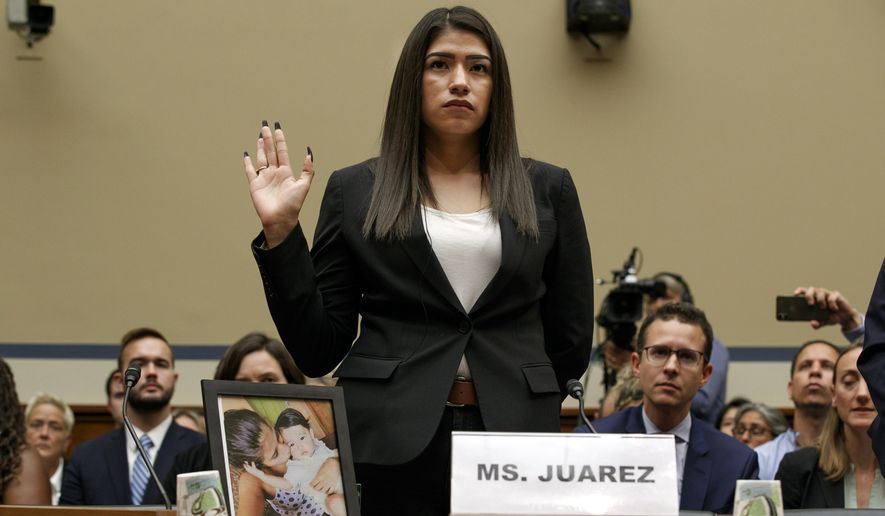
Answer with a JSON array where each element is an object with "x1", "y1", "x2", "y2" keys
[{"x1": 220, "y1": 396, "x2": 347, "y2": 516}]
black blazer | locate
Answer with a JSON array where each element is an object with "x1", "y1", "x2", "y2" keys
[
  {"x1": 776, "y1": 447, "x2": 844, "y2": 509},
  {"x1": 253, "y1": 159, "x2": 594, "y2": 465},
  {"x1": 859, "y1": 257, "x2": 885, "y2": 476},
  {"x1": 582, "y1": 405, "x2": 759, "y2": 514},
  {"x1": 59, "y1": 422, "x2": 206, "y2": 505}
]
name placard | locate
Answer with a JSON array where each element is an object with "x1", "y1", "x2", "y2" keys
[{"x1": 451, "y1": 432, "x2": 679, "y2": 516}]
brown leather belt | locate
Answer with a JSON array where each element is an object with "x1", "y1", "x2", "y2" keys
[{"x1": 447, "y1": 379, "x2": 478, "y2": 406}]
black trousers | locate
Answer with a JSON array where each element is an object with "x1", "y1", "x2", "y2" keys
[{"x1": 354, "y1": 405, "x2": 485, "y2": 516}]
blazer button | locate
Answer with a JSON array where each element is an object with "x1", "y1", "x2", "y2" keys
[{"x1": 457, "y1": 319, "x2": 471, "y2": 334}]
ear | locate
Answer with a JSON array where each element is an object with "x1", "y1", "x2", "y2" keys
[
  {"x1": 699, "y1": 361, "x2": 713, "y2": 388},
  {"x1": 631, "y1": 352, "x2": 641, "y2": 377},
  {"x1": 787, "y1": 380, "x2": 794, "y2": 402}
]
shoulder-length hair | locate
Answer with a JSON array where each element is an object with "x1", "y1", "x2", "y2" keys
[
  {"x1": 817, "y1": 343, "x2": 865, "y2": 481},
  {"x1": 214, "y1": 332, "x2": 305, "y2": 385},
  {"x1": 363, "y1": 6, "x2": 538, "y2": 241}
]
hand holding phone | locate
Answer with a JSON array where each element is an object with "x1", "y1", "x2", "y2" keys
[{"x1": 775, "y1": 296, "x2": 832, "y2": 322}]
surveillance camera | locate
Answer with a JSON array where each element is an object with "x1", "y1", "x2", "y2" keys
[{"x1": 7, "y1": 0, "x2": 54, "y2": 47}]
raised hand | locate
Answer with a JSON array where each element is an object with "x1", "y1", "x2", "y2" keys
[
  {"x1": 793, "y1": 286, "x2": 863, "y2": 331},
  {"x1": 244, "y1": 121, "x2": 315, "y2": 248}
]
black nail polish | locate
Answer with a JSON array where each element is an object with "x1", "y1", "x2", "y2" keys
[
  {"x1": 274, "y1": 121, "x2": 281, "y2": 131},
  {"x1": 244, "y1": 151, "x2": 249, "y2": 157},
  {"x1": 307, "y1": 146, "x2": 313, "y2": 162},
  {"x1": 261, "y1": 120, "x2": 269, "y2": 127}
]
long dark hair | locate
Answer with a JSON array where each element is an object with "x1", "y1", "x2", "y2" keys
[
  {"x1": 214, "y1": 332, "x2": 305, "y2": 384},
  {"x1": 0, "y1": 357, "x2": 26, "y2": 495},
  {"x1": 363, "y1": 6, "x2": 538, "y2": 241}
]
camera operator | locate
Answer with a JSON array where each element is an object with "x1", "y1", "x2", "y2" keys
[{"x1": 601, "y1": 272, "x2": 730, "y2": 423}]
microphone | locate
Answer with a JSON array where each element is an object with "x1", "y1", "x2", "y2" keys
[
  {"x1": 121, "y1": 364, "x2": 172, "y2": 509},
  {"x1": 567, "y1": 379, "x2": 597, "y2": 433}
]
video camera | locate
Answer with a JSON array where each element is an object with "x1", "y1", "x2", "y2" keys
[{"x1": 595, "y1": 247, "x2": 666, "y2": 351}]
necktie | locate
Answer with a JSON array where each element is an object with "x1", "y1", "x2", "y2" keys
[{"x1": 130, "y1": 434, "x2": 154, "y2": 505}]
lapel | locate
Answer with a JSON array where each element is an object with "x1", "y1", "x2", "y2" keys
[
  {"x1": 143, "y1": 423, "x2": 178, "y2": 502},
  {"x1": 470, "y1": 211, "x2": 527, "y2": 315},
  {"x1": 625, "y1": 406, "x2": 646, "y2": 433},
  {"x1": 400, "y1": 206, "x2": 526, "y2": 316},
  {"x1": 680, "y1": 416, "x2": 711, "y2": 510},
  {"x1": 107, "y1": 428, "x2": 133, "y2": 504},
  {"x1": 815, "y1": 469, "x2": 844, "y2": 508},
  {"x1": 400, "y1": 205, "x2": 464, "y2": 314}
]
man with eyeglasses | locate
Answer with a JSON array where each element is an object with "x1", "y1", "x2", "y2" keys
[{"x1": 577, "y1": 303, "x2": 757, "y2": 514}]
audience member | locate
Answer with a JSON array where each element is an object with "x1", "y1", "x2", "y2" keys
[
  {"x1": 858, "y1": 258, "x2": 885, "y2": 476},
  {"x1": 602, "y1": 272, "x2": 730, "y2": 423},
  {"x1": 105, "y1": 369, "x2": 125, "y2": 427},
  {"x1": 754, "y1": 340, "x2": 840, "y2": 479},
  {"x1": 578, "y1": 303, "x2": 757, "y2": 513},
  {"x1": 777, "y1": 344, "x2": 883, "y2": 509},
  {"x1": 24, "y1": 393, "x2": 74, "y2": 504},
  {"x1": 172, "y1": 409, "x2": 205, "y2": 434},
  {"x1": 716, "y1": 397, "x2": 750, "y2": 435},
  {"x1": 60, "y1": 328, "x2": 205, "y2": 505},
  {"x1": 161, "y1": 332, "x2": 306, "y2": 499},
  {"x1": 0, "y1": 357, "x2": 51, "y2": 505},
  {"x1": 732, "y1": 403, "x2": 789, "y2": 449}
]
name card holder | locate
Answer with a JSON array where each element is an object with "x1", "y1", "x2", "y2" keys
[{"x1": 451, "y1": 432, "x2": 679, "y2": 516}]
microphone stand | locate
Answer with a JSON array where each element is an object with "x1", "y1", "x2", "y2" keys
[
  {"x1": 122, "y1": 366, "x2": 172, "y2": 510},
  {"x1": 567, "y1": 379, "x2": 597, "y2": 433}
]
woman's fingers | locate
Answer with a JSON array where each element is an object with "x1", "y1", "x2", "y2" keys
[
  {"x1": 274, "y1": 122, "x2": 290, "y2": 168},
  {"x1": 243, "y1": 151, "x2": 256, "y2": 181},
  {"x1": 261, "y1": 121, "x2": 278, "y2": 168}
]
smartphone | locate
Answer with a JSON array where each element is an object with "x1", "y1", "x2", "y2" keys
[{"x1": 775, "y1": 296, "x2": 831, "y2": 322}]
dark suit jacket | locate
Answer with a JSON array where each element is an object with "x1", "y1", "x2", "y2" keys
[
  {"x1": 776, "y1": 447, "x2": 843, "y2": 509},
  {"x1": 253, "y1": 160, "x2": 594, "y2": 465},
  {"x1": 59, "y1": 422, "x2": 206, "y2": 505},
  {"x1": 581, "y1": 405, "x2": 759, "y2": 514},
  {"x1": 859, "y1": 257, "x2": 885, "y2": 476}
]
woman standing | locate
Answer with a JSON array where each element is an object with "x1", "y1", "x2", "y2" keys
[
  {"x1": 777, "y1": 344, "x2": 884, "y2": 508},
  {"x1": 244, "y1": 6, "x2": 593, "y2": 514}
]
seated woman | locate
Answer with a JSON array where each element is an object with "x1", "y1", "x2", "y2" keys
[
  {"x1": 777, "y1": 344, "x2": 884, "y2": 509},
  {"x1": 0, "y1": 357, "x2": 51, "y2": 505},
  {"x1": 732, "y1": 402, "x2": 789, "y2": 448},
  {"x1": 715, "y1": 397, "x2": 750, "y2": 435}
]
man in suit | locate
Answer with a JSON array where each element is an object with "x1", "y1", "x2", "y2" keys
[
  {"x1": 579, "y1": 303, "x2": 758, "y2": 514},
  {"x1": 600, "y1": 272, "x2": 730, "y2": 423},
  {"x1": 60, "y1": 327, "x2": 205, "y2": 505},
  {"x1": 859, "y1": 258, "x2": 885, "y2": 476},
  {"x1": 24, "y1": 392, "x2": 74, "y2": 505}
]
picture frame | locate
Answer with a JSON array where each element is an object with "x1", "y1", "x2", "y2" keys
[{"x1": 202, "y1": 379, "x2": 360, "y2": 516}]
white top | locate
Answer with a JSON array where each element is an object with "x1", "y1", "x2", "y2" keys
[
  {"x1": 421, "y1": 206, "x2": 502, "y2": 379},
  {"x1": 50, "y1": 458, "x2": 63, "y2": 505},
  {"x1": 125, "y1": 414, "x2": 173, "y2": 475}
]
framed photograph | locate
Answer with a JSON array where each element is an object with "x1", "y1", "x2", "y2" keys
[{"x1": 202, "y1": 380, "x2": 360, "y2": 516}]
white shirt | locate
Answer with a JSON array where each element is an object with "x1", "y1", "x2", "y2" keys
[
  {"x1": 421, "y1": 206, "x2": 502, "y2": 379},
  {"x1": 50, "y1": 458, "x2": 64, "y2": 505},
  {"x1": 125, "y1": 414, "x2": 173, "y2": 475},
  {"x1": 642, "y1": 407, "x2": 691, "y2": 497}
]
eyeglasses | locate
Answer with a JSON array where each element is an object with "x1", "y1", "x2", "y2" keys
[
  {"x1": 733, "y1": 424, "x2": 771, "y2": 437},
  {"x1": 643, "y1": 345, "x2": 706, "y2": 369}
]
